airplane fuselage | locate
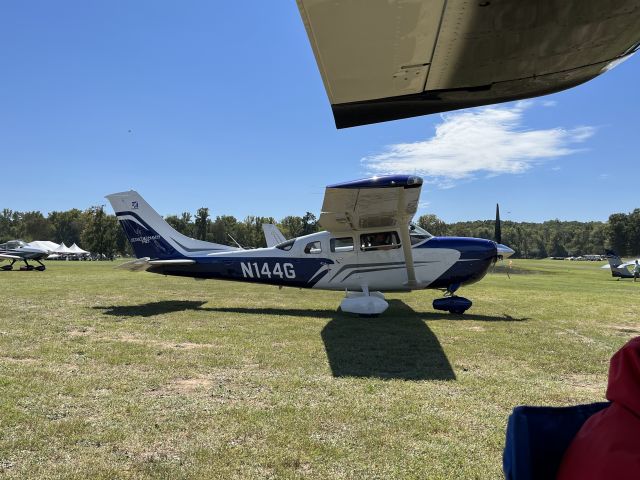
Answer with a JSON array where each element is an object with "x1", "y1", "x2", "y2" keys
[{"x1": 144, "y1": 230, "x2": 497, "y2": 292}]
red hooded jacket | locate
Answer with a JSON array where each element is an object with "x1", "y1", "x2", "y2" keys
[{"x1": 557, "y1": 336, "x2": 640, "y2": 479}]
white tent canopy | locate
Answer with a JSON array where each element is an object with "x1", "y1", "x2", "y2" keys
[
  {"x1": 28, "y1": 240, "x2": 60, "y2": 253},
  {"x1": 68, "y1": 243, "x2": 89, "y2": 255},
  {"x1": 53, "y1": 242, "x2": 74, "y2": 255}
]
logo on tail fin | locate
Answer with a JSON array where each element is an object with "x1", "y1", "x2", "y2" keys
[{"x1": 116, "y1": 211, "x2": 182, "y2": 259}]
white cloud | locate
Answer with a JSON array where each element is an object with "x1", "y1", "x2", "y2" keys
[{"x1": 362, "y1": 101, "x2": 595, "y2": 187}]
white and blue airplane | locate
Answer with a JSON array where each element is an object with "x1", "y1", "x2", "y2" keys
[{"x1": 106, "y1": 175, "x2": 513, "y2": 315}]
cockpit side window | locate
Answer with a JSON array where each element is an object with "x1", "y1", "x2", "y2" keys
[
  {"x1": 275, "y1": 239, "x2": 295, "y2": 251},
  {"x1": 360, "y1": 231, "x2": 401, "y2": 251}
]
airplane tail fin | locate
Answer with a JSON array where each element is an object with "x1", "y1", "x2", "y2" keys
[
  {"x1": 262, "y1": 224, "x2": 287, "y2": 248},
  {"x1": 605, "y1": 249, "x2": 633, "y2": 278},
  {"x1": 105, "y1": 190, "x2": 238, "y2": 260}
]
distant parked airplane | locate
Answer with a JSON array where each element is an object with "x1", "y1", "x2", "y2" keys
[
  {"x1": 601, "y1": 250, "x2": 639, "y2": 280},
  {"x1": 0, "y1": 240, "x2": 49, "y2": 271}
]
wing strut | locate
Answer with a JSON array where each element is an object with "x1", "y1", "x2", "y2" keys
[{"x1": 398, "y1": 187, "x2": 418, "y2": 289}]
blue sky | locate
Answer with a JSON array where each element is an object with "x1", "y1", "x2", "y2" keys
[{"x1": 1, "y1": 1, "x2": 639, "y2": 223}]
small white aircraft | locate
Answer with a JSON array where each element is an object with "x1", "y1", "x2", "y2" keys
[
  {"x1": 0, "y1": 240, "x2": 49, "y2": 271},
  {"x1": 601, "y1": 250, "x2": 640, "y2": 279},
  {"x1": 106, "y1": 175, "x2": 513, "y2": 316}
]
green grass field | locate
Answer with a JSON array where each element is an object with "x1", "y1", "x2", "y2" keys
[{"x1": 1, "y1": 259, "x2": 638, "y2": 479}]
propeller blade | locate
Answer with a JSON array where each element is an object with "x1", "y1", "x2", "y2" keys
[{"x1": 494, "y1": 203, "x2": 502, "y2": 245}]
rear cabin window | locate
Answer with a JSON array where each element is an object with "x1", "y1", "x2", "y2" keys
[
  {"x1": 275, "y1": 239, "x2": 295, "y2": 251},
  {"x1": 360, "y1": 231, "x2": 401, "y2": 251},
  {"x1": 330, "y1": 237, "x2": 354, "y2": 253},
  {"x1": 304, "y1": 241, "x2": 322, "y2": 254}
]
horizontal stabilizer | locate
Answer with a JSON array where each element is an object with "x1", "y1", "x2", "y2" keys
[{"x1": 116, "y1": 257, "x2": 196, "y2": 272}]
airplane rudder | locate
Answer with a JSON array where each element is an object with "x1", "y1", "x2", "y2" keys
[{"x1": 106, "y1": 191, "x2": 181, "y2": 259}]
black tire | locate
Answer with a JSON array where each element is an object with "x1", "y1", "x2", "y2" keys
[{"x1": 449, "y1": 309, "x2": 465, "y2": 315}]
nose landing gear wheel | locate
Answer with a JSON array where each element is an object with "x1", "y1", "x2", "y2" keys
[{"x1": 433, "y1": 296, "x2": 473, "y2": 315}]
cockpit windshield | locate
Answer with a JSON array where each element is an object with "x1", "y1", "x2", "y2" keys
[
  {"x1": 0, "y1": 240, "x2": 27, "y2": 250},
  {"x1": 409, "y1": 223, "x2": 432, "y2": 245}
]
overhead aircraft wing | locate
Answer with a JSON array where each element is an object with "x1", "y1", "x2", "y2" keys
[
  {"x1": 319, "y1": 175, "x2": 423, "y2": 287},
  {"x1": 296, "y1": 0, "x2": 640, "y2": 128}
]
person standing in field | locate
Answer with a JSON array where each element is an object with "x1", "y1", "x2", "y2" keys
[{"x1": 634, "y1": 260, "x2": 640, "y2": 282}]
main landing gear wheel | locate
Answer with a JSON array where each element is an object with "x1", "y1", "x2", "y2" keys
[
  {"x1": 339, "y1": 287, "x2": 389, "y2": 316},
  {"x1": 2, "y1": 260, "x2": 16, "y2": 271}
]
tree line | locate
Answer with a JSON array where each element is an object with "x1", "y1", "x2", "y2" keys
[
  {"x1": 417, "y1": 210, "x2": 640, "y2": 258},
  {"x1": 2, "y1": 206, "x2": 640, "y2": 258}
]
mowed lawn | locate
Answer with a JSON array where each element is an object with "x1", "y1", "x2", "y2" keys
[{"x1": 1, "y1": 259, "x2": 638, "y2": 479}]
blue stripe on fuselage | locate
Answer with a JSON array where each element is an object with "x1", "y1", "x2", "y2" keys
[{"x1": 148, "y1": 256, "x2": 334, "y2": 289}]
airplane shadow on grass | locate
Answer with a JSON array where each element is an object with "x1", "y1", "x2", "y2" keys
[
  {"x1": 321, "y1": 300, "x2": 456, "y2": 381},
  {"x1": 93, "y1": 299, "x2": 528, "y2": 381},
  {"x1": 93, "y1": 300, "x2": 211, "y2": 318}
]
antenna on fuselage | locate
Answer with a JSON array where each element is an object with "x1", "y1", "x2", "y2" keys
[{"x1": 227, "y1": 234, "x2": 244, "y2": 249}]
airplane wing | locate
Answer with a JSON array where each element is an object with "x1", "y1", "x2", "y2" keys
[
  {"x1": 319, "y1": 175, "x2": 423, "y2": 232},
  {"x1": 0, "y1": 253, "x2": 21, "y2": 260},
  {"x1": 296, "y1": 0, "x2": 640, "y2": 128},
  {"x1": 262, "y1": 224, "x2": 287, "y2": 248},
  {"x1": 319, "y1": 175, "x2": 423, "y2": 287}
]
